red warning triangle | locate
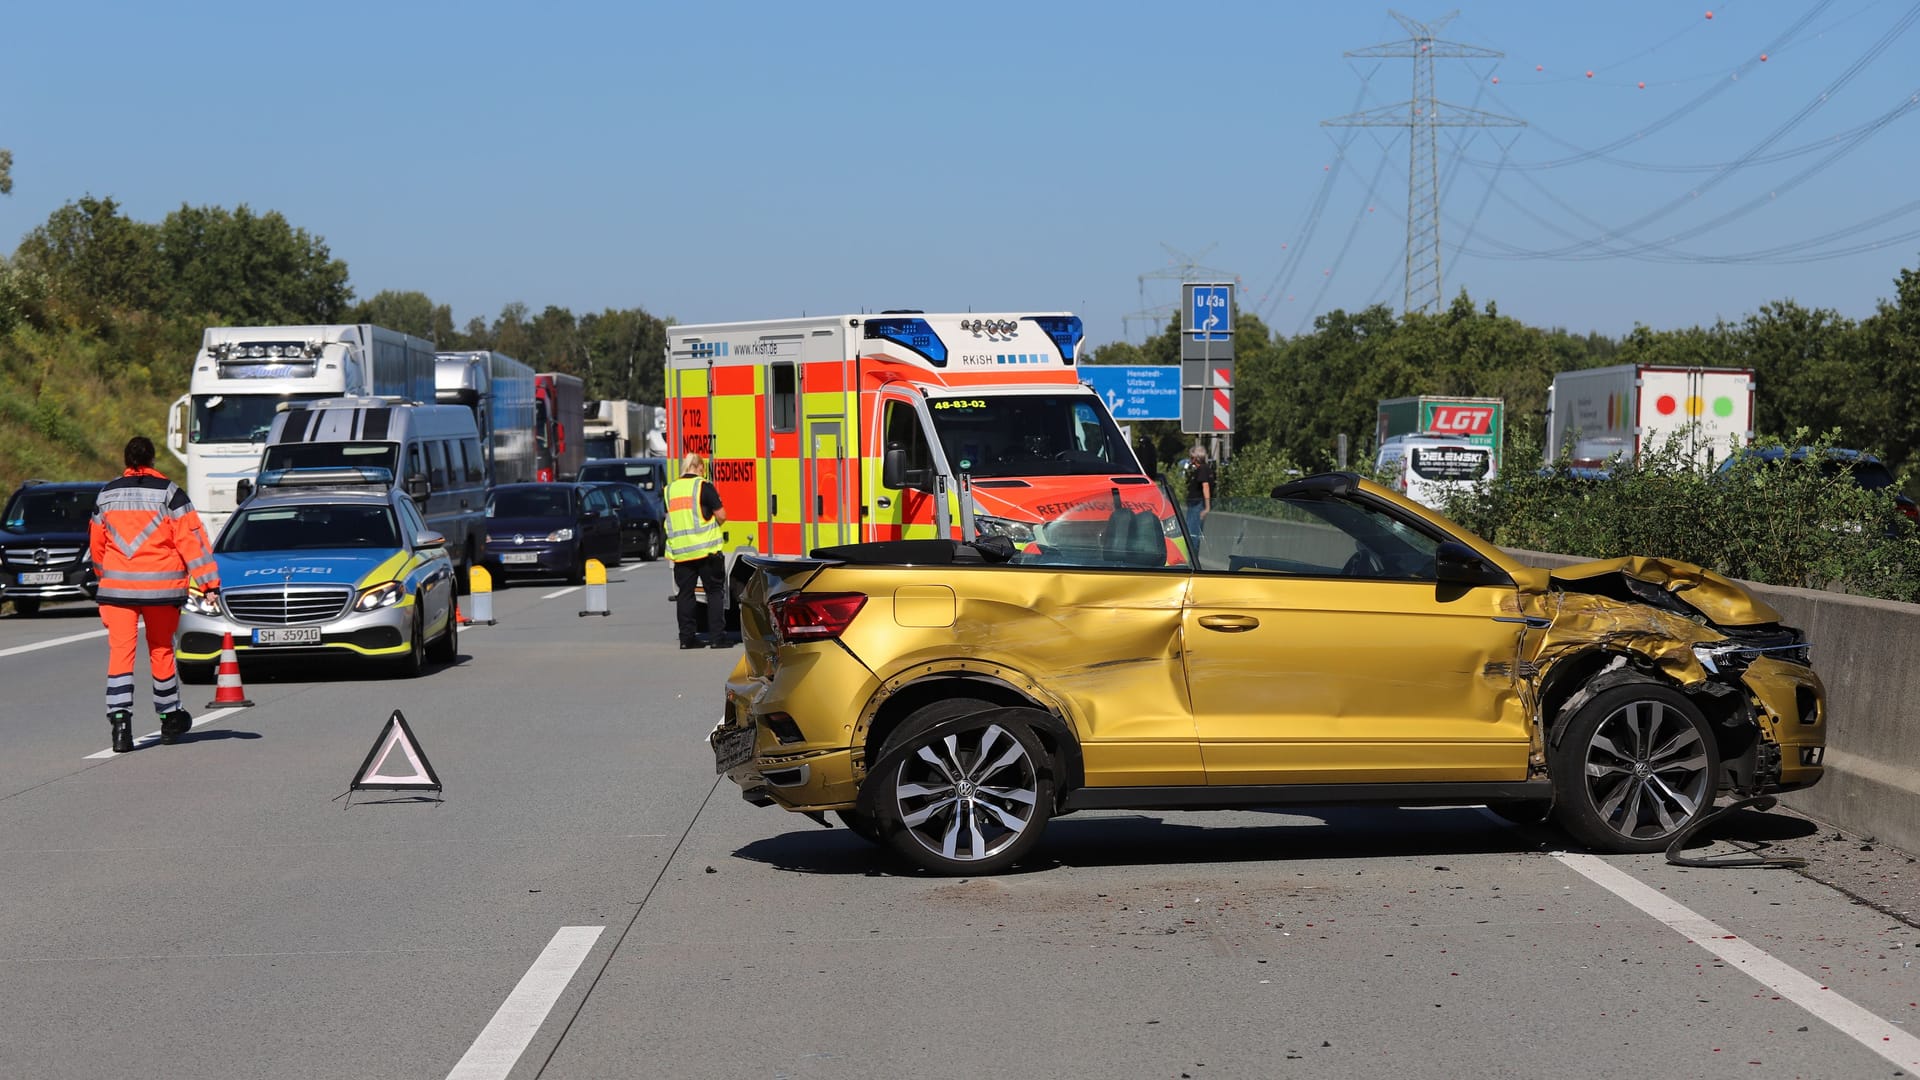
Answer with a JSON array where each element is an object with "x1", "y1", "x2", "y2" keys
[{"x1": 352, "y1": 710, "x2": 442, "y2": 792}]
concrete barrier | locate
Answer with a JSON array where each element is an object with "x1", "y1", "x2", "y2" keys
[{"x1": 1507, "y1": 548, "x2": 1920, "y2": 852}]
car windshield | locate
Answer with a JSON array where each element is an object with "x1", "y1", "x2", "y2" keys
[
  {"x1": 260, "y1": 441, "x2": 400, "y2": 475},
  {"x1": 1197, "y1": 491, "x2": 1446, "y2": 580},
  {"x1": 927, "y1": 395, "x2": 1133, "y2": 479},
  {"x1": 1829, "y1": 459, "x2": 1896, "y2": 490},
  {"x1": 191, "y1": 394, "x2": 328, "y2": 444},
  {"x1": 218, "y1": 504, "x2": 400, "y2": 552},
  {"x1": 579, "y1": 461, "x2": 661, "y2": 486},
  {"x1": 490, "y1": 489, "x2": 572, "y2": 518},
  {"x1": 3, "y1": 489, "x2": 96, "y2": 533}
]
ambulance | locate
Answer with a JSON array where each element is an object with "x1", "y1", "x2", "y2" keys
[{"x1": 664, "y1": 312, "x2": 1178, "y2": 564}]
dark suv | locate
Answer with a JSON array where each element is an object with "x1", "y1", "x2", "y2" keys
[{"x1": 2, "y1": 480, "x2": 104, "y2": 616}]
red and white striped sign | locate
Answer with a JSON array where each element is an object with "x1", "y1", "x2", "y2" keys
[{"x1": 1212, "y1": 367, "x2": 1233, "y2": 432}]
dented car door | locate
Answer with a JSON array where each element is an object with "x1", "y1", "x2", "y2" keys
[{"x1": 1184, "y1": 487, "x2": 1532, "y2": 786}]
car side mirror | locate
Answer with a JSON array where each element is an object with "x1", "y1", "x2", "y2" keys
[
  {"x1": 882, "y1": 447, "x2": 930, "y2": 491},
  {"x1": 1434, "y1": 541, "x2": 1512, "y2": 588},
  {"x1": 415, "y1": 530, "x2": 447, "y2": 550},
  {"x1": 234, "y1": 478, "x2": 254, "y2": 504},
  {"x1": 405, "y1": 475, "x2": 430, "y2": 502},
  {"x1": 582, "y1": 510, "x2": 600, "y2": 520}
]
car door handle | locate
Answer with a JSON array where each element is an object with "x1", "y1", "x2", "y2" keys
[
  {"x1": 1492, "y1": 616, "x2": 1553, "y2": 629},
  {"x1": 1198, "y1": 614, "x2": 1260, "y2": 633}
]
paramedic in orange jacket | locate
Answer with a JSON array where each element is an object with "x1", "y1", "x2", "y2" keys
[{"x1": 89, "y1": 437, "x2": 221, "y2": 753}]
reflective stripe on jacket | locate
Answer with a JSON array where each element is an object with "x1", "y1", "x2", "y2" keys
[
  {"x1": 664, "y1": 476, "x2": 723, "y2": 562},
  {"x1": 90, "y1": 468, "x2": 221, "y2": 607}
]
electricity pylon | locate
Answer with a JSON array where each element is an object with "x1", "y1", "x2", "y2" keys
[
  {"x1": 1124, "y1": 243, "x2": 1240, "y2": 342},
  {"x1": 1323, "y1": 10, "x2": 1523, "y2": 315}
]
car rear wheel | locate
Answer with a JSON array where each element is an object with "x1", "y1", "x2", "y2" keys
[
  {"x1": 643, "y1": 529, "x2": 664, "y2": 561},
  {"x1": 1550, "y1": 681, "x2": 1719, "y2": 853},
  {"x1": 867, "y1": 704, "x2": 1054, "y2": 875}
]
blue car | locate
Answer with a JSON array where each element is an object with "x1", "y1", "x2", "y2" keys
[
  {"x1": 176, "y1": 468, "x2": 460, "y2": 679},
  {"x1": 482, "y1": 483, "x2": 624, "y2": 585},
  {"x1": 1716, "y1": 447, "x2": 1918, "y2": 531}
]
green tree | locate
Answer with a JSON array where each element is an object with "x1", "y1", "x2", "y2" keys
[
  {"x1": 12, "y1": 195, "x2": 164, "y2": 327},
  {"x1": 155, "y1": 203, "x2": 351, "y2": 323},
  {"x1": 350, "y1": 289, "x2": 454, "y2": 342},
  {"x1": 0, "y1": 148, "x2": 12, "y2": 196}
]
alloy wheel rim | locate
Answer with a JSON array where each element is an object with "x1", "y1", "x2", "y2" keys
[
  {"x1": 1583, "y1": 700, "x2": 1711, "y2": 840},
  {"x1": 893, "y1": 724, "x2": 1039, "y2": 862}
]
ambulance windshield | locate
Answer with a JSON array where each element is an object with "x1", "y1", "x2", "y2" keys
[{"x1": 926, "y1": 394, "x2": 1133, "y2": 478}]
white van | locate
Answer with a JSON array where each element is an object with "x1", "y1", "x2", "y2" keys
[
  {"x1": 1375, "y1": 432, "x2": 1497, "y2": 510},
  {"x1": 256, "y1": 398, "x2": 490, "y2": 587}
]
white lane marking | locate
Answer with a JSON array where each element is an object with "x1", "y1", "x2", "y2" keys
[
  {"x1": 1557, "y1": 852, "x2": 1920, "y2": 1070},
  {"x1": 85, "y1": 706, "x2": 245, "y2": 759},
  {"x1": 540, "y1": 586, "x2": 581, "y2": 600},
  {"x1": 445, "y1": 925, "x2": 604, "y2": 1080},
  {"x1": 0, "y1": 628, "x2": 108, "y2": 659}
]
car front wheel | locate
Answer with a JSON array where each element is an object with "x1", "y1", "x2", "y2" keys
[
  {"x1": 867, "y1": 705, "x2": 1055, "y2": 875},
  {"x1": 392, "y1": 602, "x2": 426, "y2": 678},
  {"x1": 1550, "y1": 681, "x2": 1719, "y2": 853}
]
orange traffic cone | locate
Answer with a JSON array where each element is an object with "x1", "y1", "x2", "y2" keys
[
  {"x1": 456, "y1": 599, "x2": 472, "y2": 626},
  {"x1": 206, "y1": 632, "x2": 254, "y2": 708}
]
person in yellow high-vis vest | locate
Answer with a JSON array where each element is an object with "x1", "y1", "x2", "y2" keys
[{"x1": 665, "y1": 453, "x2": 730, "y2": 649}]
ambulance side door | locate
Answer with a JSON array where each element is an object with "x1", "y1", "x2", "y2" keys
[{"x1": 867, "y1": 391, "x2": 940, "y2": 541}]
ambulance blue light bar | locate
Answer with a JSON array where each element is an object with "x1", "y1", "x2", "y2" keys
[
  {"x1": 864, "y1": 318, "x2": 948, "y2": 367},
  {"x1": 1027, "y1": 316, "x2": 1083, "y2": 364}
]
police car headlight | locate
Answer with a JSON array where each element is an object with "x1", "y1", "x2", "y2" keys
[
  {"x1": 973, "y1": 516, "x2": 1036, "y2": 545},
  {"x1": 546, "y1": 528, "x2": 575, "y2": 542},
  {"x1": 184, "y1": 591, "x2": 222, "y2": 617},
  {"x1": 353, "y1": 581, "x2": 404, "y2": 612}
]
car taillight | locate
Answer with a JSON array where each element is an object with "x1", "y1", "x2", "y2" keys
[
  {"x1": 1902, "y1": 502, "x2": 1918, "y2": 523},
  {"x1": 771, "y1": 592, "x2": 867, "y2": 643}
]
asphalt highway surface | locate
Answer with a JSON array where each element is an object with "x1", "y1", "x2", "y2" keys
[{"x1": 2, "y1": 568, "x2": 1917, "y2": 1079}]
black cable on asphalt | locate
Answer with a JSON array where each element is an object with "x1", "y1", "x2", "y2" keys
[{"x1": 529, "y1": 774, "x2": 724, "y2": 1078}]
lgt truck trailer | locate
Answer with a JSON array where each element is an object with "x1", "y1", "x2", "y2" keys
[
  {"x1": 1545, "y1": 364, "x2": 1755, "y2": 471},
  {"x1": 167, "y1": 324, "x2": 437, "y2": 535},
  {"x1": 664, "y1": 312, "x2": 1169, "y2": 560},
  {"x1": 1376, "y1": 396, "x2": 1505, "y2": 467}
]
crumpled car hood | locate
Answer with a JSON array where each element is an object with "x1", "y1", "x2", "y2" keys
[{"x1": 1546, "y1": 556, "x2": 1782, "y2": 628}]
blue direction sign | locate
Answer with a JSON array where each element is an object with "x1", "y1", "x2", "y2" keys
[
  {"x1": 1080, "y1": 365, "x2": 1180, "y2": 421},
  {"x1": 1185, "y1": 283, "x2": 1233, "y2": 341}
]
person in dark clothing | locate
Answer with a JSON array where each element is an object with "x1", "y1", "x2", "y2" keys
[
  {"x1": 1184, "y1": 444, "x2": 1214, "y2": 542},
  {"x1": 1136, "y1": 436, "x2": 1159, "y2": 479}
]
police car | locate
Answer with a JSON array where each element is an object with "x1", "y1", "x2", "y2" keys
[{"x1": 176, "y1": 467, "x2": 459, "y2": 679}]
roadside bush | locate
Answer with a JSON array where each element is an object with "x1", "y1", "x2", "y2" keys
[{"x1": 1443, "y1": 430, "x2": 1920, "y2": 602}]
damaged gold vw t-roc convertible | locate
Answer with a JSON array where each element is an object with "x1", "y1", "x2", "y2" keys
[{"x1": 713, "y1": 473, "x2": 1824, "y2": 875}]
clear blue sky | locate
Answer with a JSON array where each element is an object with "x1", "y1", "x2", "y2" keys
[{"x1": 4, "y1": 1, "x2": 1916, "y2": 348}]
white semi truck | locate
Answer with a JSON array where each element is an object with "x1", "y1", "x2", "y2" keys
[
  {"x1": 1545, "y1": 363, "x2": 1755, "y2": 472},
  {"x1": 581, "y1": 400, "x2": 652, "y2": 460},
  {"x1": 166, "y1": 324, "x2": 437, "y2": 534}
]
